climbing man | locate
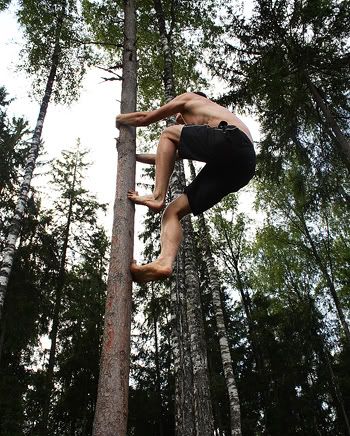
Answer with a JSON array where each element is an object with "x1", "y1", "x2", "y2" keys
[{"x1": 115, "y1": 91, "x2": 256, "y2": 283}]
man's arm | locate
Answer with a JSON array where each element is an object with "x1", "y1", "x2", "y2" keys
[
  {"x1": 116, "y1": 93, "x2": 190, "y2": 128},
  {"x1": 136, "y1": 152, "x2": 181, "y2": 164}
]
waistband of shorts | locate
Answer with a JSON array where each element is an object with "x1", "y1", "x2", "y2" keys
[{"x1": 215, "y1": 121, "x2": 254, "y2": 146}]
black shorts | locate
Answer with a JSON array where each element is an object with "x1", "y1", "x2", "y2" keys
[{"x1": 178, "y1": 124, "x2": 256, "y2": 216}]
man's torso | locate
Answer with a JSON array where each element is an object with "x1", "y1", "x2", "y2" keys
[{"x1": 180, "y1": 95, "x2": 253, "y2": 142}]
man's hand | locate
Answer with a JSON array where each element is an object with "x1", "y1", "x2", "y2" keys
[
  {"x1": 115, "y1": 114, "x2": 129, "y2": 129},
  {"x1": 115, "y1": 112, "x2": 149, "y2": 128}
]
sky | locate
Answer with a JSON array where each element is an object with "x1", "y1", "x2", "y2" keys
[{"x1": 0, "y1": 4, "x2": 262, "y2": 262}]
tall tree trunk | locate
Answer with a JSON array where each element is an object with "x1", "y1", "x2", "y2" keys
[
  {"x1": 40, "y1": 151, "x2": 78, "y2": 436},
  {"x1": 153, "y1": 1, "x2": 214, "y2": 434},
  {"x1": 305, "y1": 76, "x2": 350, "y2": 171},
  {"x1": 171, "y1": 168, "x2": 195, "y2": 436},
  {"x1": 0, "y1": 3, "x2": 65, "y2": 318},
  {"x1": 199, "y1": 221, "x2": 242, "y2": 435},
  {"x1": 188, "y1": 161, "x2": 241, "y2": 436},
  {"x1": 216, "y1": 211, "x2": 271, "y2": 432},
  {"x1": 92, "y1": 1, "x2": 137, "y2": 435},
  {"x1": 152, "y1": 284, "x2": 164, "y2": 436}
]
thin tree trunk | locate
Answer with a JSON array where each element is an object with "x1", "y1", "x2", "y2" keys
[
  {"x1": 40, "y1": 152, "x2": 78, "y2": 436},
  {"x1": 188, "y1": 161, "x2": 241, "y2": 436},
  {"x1": 172, "y1": 251, "x2": 195, "y2": 436},
  {"x1": 154, "y1": 0, "x2": 214, "y2": 436},
  {"x1": 153, "y1": 1, "x2": 214, "y2": 434},
  {"x1": 216, "y1": 211, "x2": 270, "y2": 432},
  {"x1": 152, "y1": 284, "x2": 164, "y2": 436},
  {"x1": 0, "y1": 3, "x2": 65, "y2": 318},
  {"x1": 92, "y1": 1, "x2": 137, "y2": 435},
  {"x1": 298, "y1": 214, "x2": 350, "y2": 347},
  {"x1": 199, "y1": 219, "x2": 241, "y2": 436},
  {"x1": 305, "y1": 76, "x2": 350, "y2": 171}
]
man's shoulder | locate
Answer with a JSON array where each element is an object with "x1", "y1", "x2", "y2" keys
[{"x1": 177, "y1": 92, "x2": 204, "y2": 101}]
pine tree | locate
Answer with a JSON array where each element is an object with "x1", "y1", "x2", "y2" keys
[{"x1": 92, "y1": 0, "x2": 137, "y2": 434}]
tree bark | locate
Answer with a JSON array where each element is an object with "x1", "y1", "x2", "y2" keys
[
  {"x1": 92, "y1": 1, "x2": 137, "y2": 435},
  {"x1": 188, "y1": 161, "x2": 242, "y2": 436},
  {"x1": 153, "y1": 1, "x2": 214, "y2": 434},
  {"x1": 0, "y1": 3, "x2": 65, "y2": 319},
  {"x1": 152, "y1": 284, "x2": 164, "y2": 436},
  {"x1": 172, "y1": 252, "x2": 195, "y2": 436}
]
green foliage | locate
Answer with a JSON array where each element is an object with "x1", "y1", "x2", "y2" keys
[
  {"x1": 0, "y1": 0, "x2": 11, "y2": 11},
  {"x1": 17, "y1": 0, "x2": 97, "y2": 103},
  {"x1": 211, "y1": 0, "x2": 350, "y2": 177}
]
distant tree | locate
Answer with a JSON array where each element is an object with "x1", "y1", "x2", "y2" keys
[
  {"x1": 0, "y1": 196, "x2": 59, "y2": 435},
  {"x1": 36, "y1": 144, "x2": 106, "y2": 435}
]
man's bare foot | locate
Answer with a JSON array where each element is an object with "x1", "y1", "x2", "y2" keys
[
  {"x1": 127, "y1": 190, "x2": 164, "y2": 213},
  {"x1": 130, "y1": 260, "x2": 172, "y2": 283}
]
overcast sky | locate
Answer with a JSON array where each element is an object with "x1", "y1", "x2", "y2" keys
[{"x1": 0, "y1": 4, "x2": 262, "y2": 261}]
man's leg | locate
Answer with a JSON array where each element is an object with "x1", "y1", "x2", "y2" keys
[
  {"x1": 130, "y1": 194, "x2": 191, "y2": 283},
  {"x1": 128, "y1": 125, "x2": 183, "y2": 212}
]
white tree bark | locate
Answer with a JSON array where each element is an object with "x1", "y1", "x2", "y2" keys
[
  {"x1": 188, "y1": 160, "x2": 242, "y2": 435},
  {"x1": 0, "y1": 5, "x2": 65, "y2": 319}
]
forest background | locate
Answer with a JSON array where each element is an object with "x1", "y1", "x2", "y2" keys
[{"x1": 0, "y1": 0, "x2": 349, "y2": 435}]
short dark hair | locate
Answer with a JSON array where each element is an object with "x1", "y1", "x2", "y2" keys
[{"x1": 193, "y1": 91, "x2": 207, "y2": 98}]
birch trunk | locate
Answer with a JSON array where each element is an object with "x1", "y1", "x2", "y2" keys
[
  {"x1": 92, "y1": 1, "x2": 137, "y2": 435},
  {"x1": 152, "y1": 284, "x2": 164, "y2": 436},
  {"x1": 188, "y1": 161, "x2": 242, "y2": 436},
  {"x1": 0, "y1": 4, "x2": 65, "y2": 319},
  {"x1": 216, "y1": 211, "x2": 271, "y2": 430},
  {"x1": 305, "y1": 76, "x2": 350, "y2": 171},
  {"x1": 153, "y1": 1, "x2": 214, "y2": 433},
  {"x1": 172, "y1": 246, "x2": 195, "y2": 436}
]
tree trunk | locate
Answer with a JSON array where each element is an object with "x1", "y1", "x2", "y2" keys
[
  {"x1": 92, "y1": 1, "x2": 137, "y2": 435},
  {"x1": 0, "y1": 3, "x2": 65, "y2": 318},
  {"x1": 152, "y1": 284, "x2": 164, "y2": 436},
  {"x1": 199, "y1": 219, "x2": 241, "y2": 436},
  {"x1": 299, "y1": 214, "x2": 350, "y2": 347},
  {"x1": 305, "y1": 76, "x2": 350, "y2": 171},
  {"x1": 216, "y1": 211, "x2": 270, "y2": 432},
  {"x1": 172, "y1": 250, "x2": 196, "y2": 436},
  {"x1": 153, "y1": 1, "x2": 214, "y2": 434},
  {"x1": 188, "y1": 161, "x2": 241, "y2": 436}
]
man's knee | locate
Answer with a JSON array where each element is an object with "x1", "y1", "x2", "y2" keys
[{"x1": 163, "y1": 194, "x2": 191, "y2": 221}]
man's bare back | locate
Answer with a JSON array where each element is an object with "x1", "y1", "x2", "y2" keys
[{"x1": 179, "y1": 94, "x2": 253, "y2": 142}]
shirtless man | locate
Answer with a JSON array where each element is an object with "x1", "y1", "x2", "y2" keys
[{"x1": 115, "y1": 91, "x2": 256, "y2": 283}]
